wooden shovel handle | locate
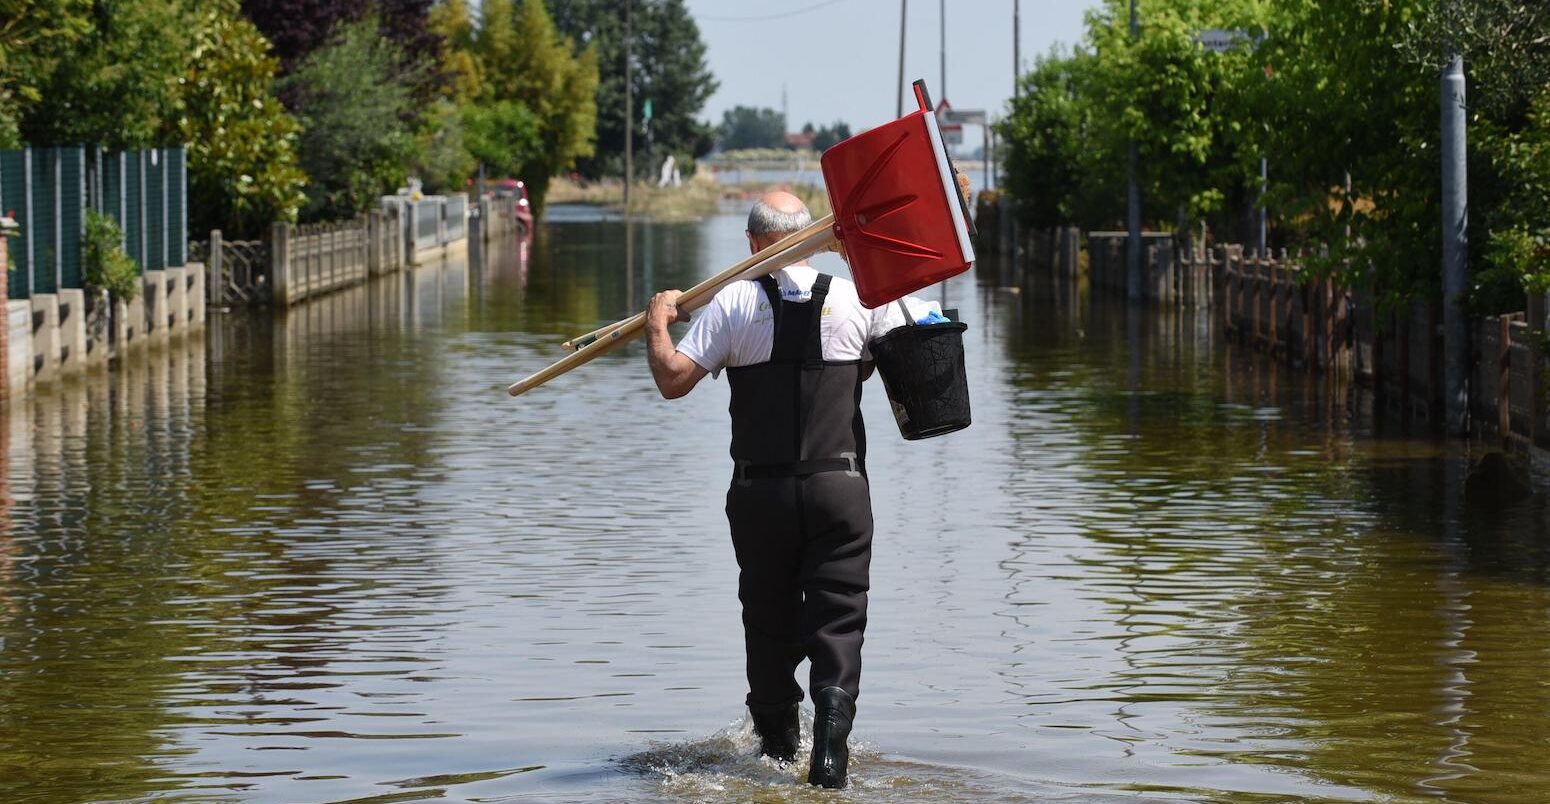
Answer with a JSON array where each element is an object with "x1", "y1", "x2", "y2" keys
[
  {"x1": 562, "y1": 214, "x2": 838, "y2": 352},
  {"x1": 508, "y1": 217, "x2": 839, "y2": 397}
]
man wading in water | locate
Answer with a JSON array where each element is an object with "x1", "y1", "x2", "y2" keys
[{"x1": 643, "y1": 191, "x2": 896, "y2": 788}]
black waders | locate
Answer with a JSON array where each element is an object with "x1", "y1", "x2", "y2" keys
[
  {"x1": 748, "y1": 701, "x2": 800, "y2": 761},
  {"x1": 808, "y1": 686, "x2": 856, "y2": 788},
  {"x1": 724, "y1": 274, "x2": 872, "y2": 782}
]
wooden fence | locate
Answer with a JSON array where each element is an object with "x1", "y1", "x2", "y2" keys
[
  {"x1": 982, "y1": 215, "x2": 1550, "y2": 437},
  {"x1": 1088, "y1": 232, "x2": 1448, "y2": 420},
  {"x1": 1088, "y1": 232, "x2": 1216, "y2": 308}
]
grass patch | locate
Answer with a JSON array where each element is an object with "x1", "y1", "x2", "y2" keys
[{"x1": 546, "y1": 173, "x2": 830, "y2": 222}]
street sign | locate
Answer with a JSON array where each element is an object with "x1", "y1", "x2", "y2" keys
[
  {"x1": 940, "y1": 123, "x2": 964, "y2": 146},
  {"x1": 936, "y1": 98, "x2": 986, "y2": 129},
  {"x1": 1193, "y1": 28, "x2": 1264, "y2": 53},
  {"x1": 943, "y1": 110, "x2": 986, "y2": 126}
]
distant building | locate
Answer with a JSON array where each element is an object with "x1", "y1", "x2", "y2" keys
[{"x1": 784, "y1": 131, "x2": 816, "y2": 150}]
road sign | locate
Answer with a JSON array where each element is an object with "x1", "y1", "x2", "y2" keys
[
  {"x1": 1193, "y1": 28, "x2": 1264, "y2": 53},
  {"x1": 936, "y1": 98, "x2": 986, "y2": 130},
  {"x1": 940, "y1": 123, "x2": 964, "y2": 145}
]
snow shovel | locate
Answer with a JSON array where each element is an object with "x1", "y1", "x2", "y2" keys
[{"x1": 507, "y1": 79, "x2": 976, "y2": 398}]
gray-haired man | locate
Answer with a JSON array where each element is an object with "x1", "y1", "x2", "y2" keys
[{"x1": 644, "y1": 191, "x2": 888, "y2": 788}]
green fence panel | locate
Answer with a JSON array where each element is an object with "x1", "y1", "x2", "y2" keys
[
  {"x1": 126, "y1": 152, "x2": 144, "y2": 271},
  {"x1": 146, "y1": 149, "x2": 165, "y2": 271},
  {"x1": 60, "y1": 147, "x2": 84, "y2": 289},
  {"x1": 0, "y1": 145, "x2": 182, "y2": 297},
  {"x1": 172, "y1": 147, "x2": 187, "y2": 265},
  {"x1": 31, "y1": 148, "x2": 56, "y2": 294},
  {"x1": 1, "y1": 150, "x2": 28, "y2": 298}
]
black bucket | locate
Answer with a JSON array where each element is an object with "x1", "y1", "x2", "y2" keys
[{"x1": 870, "y1": 320, "x2": 971, "y2": 440}]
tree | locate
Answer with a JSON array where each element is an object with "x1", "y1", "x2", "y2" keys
[
  {"x1": 811, "y1": 121, "x2": 852, "y2": 152},
  {"x1": 1478, "y1": 93, "x2": 1550, "y2": 301},
  {"x1": 552, "y1": 0, "x2": 719, "y2": 179},
  {"x1": 178, "y1": 8, "x2": 307, "y2": 238},
  {"x1": 460, "y1": 100, "x2": 541, "y2": 179},
  {"x1": 1398, "y1": 0, "x2": 1550, "y2": 310},
  {"x1": 1236, "y1": 0, "x2": 1444, "y2": 298},
  {"x1": 280, "y1": 18, "x2": 419, "y2": 219},
  {"x1": 1399, "y1": 0, "x2": 1550, "y2": 115},
  {"x1": 0, "y1": 0, "x2": 92, "y2": 147},
  {"x1": 375, "y1": 0, "x2": 440, "y2": 78},
  {"x1": 999, "y1": 51, "x2": 1112, "y2": 229},
  {"x1": 411, "y1": 100, "x2": 475, "y2": 192},
  {"x1": 1081, "y1": 0, "x2": 1269, "y2": 233},
  {"x1": 719, "y1": 106, "x2": 786, "y2": 151},
  {"x1": 240, "y1": 0, "x2": 371, "y2": 69},
  {"x1": 475, "y1": 0, "x2": 598, "y2": 211},
  {"x1": 428, "y1": 0, "x2": 482, "y2": 102},
  {"x1": 19, "y1": 0, "x2": 192, "y2": 148},
  {"x1": 242, "y1": 0, "x2": 441, "y2": 99}
]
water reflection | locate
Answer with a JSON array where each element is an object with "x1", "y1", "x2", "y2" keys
[
  {"x1": 988, "y1": 275, "x2": 1550, "y2": 801},
  {"x1": 0, "y1": 220, "x2": 1548, "y2": 801}
]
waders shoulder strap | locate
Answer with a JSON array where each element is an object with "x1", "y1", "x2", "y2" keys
[{"x1": 756, "y1": 274, "x2": 783, "y2": 333}]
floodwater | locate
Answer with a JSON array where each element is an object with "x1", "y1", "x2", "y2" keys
[{"x1": 3, "y1": 210, "x2": 1549, "y2": 803}]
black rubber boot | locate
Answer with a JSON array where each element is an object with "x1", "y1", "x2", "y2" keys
[
  {"x1": 806, "y1": 686, "x2": 856, "y2": 788},
  {"x1": 749, "y1": 702, "x2": 800, "y2": 761}
]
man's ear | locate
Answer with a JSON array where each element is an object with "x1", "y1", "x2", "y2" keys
[{"x1": 746, "y1": 231, "x2": 758, "y2": 255}]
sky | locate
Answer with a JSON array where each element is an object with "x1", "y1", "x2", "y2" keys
[{"x1": 682, "y1": 0, "x2": 1102, "y2": 132}]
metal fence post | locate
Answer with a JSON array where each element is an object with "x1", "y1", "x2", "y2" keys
[
  {"x1": 178, "y1": 146, "x2": 188, "y2": 265},
  {"x1": 1441, "y1": 55, "x2": 1470, "y2": 436},
  {"x1": 21, "y1": 147, "x2": 33, "y2": 297},
  {"x1": 118, "y1": 151, "x2": 126, "y2": 250},
  {"x1": 52, "y1": 148, "x2": 61, "y2": 292},
  {"x1": 367, "y1": 210, "x2": 381, "y2": 276},
  {"x1": 158, "y1": 146, "x2": 166, "y2": 269},
  {"x1": 271, "y1": 221, "x2": 291, "y2": 307},
  {"x1": 208, "y1": 229, "x2": 223, "y2": 307},
  {"x1": 137, "y1": 150, "x2": 147, "y2": 269},
  {"x1": 76, "y1": 148, "x2": 85, "y2": 288}
]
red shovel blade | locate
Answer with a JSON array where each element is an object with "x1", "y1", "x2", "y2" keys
[{"x1": 820, "y1": 80, "x2": 976, "y2": 309}]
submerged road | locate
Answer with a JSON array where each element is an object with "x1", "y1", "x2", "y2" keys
[{"x1": 1, "y1": 212, "x2": 1548, "y2": 802}]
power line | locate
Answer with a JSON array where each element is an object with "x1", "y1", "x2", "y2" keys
[{"x1": 698, "y1": 0, "x2": 857, "y2": 23}]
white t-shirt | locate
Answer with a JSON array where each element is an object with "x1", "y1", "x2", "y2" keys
[{"x1": 676, "y1": 264, "x2": 936, "y2": 377}]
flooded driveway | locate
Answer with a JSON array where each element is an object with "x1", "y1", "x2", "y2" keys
[{"x1": 2, "y1": 211, "x2": 1548, "y2": 802}]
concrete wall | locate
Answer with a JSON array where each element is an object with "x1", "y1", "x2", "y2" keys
[
  {"x1": 7, "y1": 262, "x2": 207, "y2": 399},
  {"x1": 273, "y1": 198, "x2": 463, "y2": 307},
  {"x1": 6, "y1": 301, "x2": 29, "y2": 397}
]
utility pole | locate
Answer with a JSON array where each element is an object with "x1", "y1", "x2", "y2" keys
[
  {"x1": 896, "y1": 0, "x2": 908, "y2": 117},
  {"x1": 1125, "y1": 0, "x2": 1142, "y2": 301},
  {"x1": 1441, "y1": 54, "x2": 1469, "y2": 436},
  {"x1": 939, "y1": 0, "x2": 946, "y2": 98},
  {"x1": 985, "y1": 124, "x2": 993, "y2": 193},
  {"x1": 623, "y1": 0, "x2": 633, "y2": 217},
  {"x1": 1013, "y1": 0, "x2": 1021, "y2": 99}
]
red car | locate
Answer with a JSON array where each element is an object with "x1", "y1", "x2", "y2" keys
[{"x1": 492, "y1": 179, "x2": 535, "y2": 235}]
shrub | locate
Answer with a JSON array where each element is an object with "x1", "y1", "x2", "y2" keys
[{"x1": 83, "y1": 210, "x2": 141, "y2": 302}]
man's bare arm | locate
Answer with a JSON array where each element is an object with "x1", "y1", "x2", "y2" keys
[{"x1": 645, "y1": 290, "x2": 709, "y2": 399}]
